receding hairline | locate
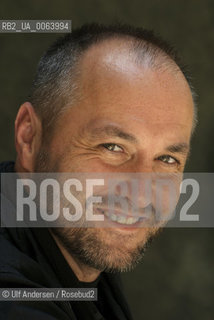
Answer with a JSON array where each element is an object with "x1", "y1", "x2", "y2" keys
[
  {"x1": 61, "y1": 35, "x2": 191, "y2": 108},
  {"x1": 63, "y1": 36, "x2": 195, "y2": 123},
  {"x1": 74, "y1": 35, "x2": 183, "y2": 79},
  {"x1": 28, "y1": 24, "x2": 197, "y2": 141}
]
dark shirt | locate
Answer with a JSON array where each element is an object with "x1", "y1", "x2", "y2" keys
[{"x1": 0, "y1": 161, "x2": 133, "y2": 320}]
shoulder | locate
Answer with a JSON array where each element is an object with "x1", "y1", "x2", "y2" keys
[{"x1": 0, "y1": 228, "x2": 75, "y2": 319}]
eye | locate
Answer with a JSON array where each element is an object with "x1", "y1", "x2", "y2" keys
[
  {"x1": 101, "y1": 143, "x2": 124, "y2": 153},
  {"x1": 158, "y1": 155, "x2": 179, "y2": 165}
]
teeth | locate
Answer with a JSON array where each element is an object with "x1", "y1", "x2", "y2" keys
[
  {"x1": 108, "y1": 214, "x2": 139, "y2": 224},
  {"x1": 110, "y1": 214, "x2": 117, "y2": 221},
  {"x1": 98, "y1": 209, "x2": 140, "y2": 225},
  {"x1": 110, "y1": 214, "x2": 139, "y2": 225},
  {"x1": 117, "y1": 216, "x2": 127, "y2": 224},
  {"x1": 126, "y1": 217, "x2": 139, "y2": 224}
]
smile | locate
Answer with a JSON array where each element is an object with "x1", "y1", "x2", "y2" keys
[{"x1": 96, "y1": 207, "x2": 143, "y2": 225}]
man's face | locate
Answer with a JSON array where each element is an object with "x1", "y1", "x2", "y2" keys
[{"x1": 35, "y1": 40, "x2": 194, "y2": 272}]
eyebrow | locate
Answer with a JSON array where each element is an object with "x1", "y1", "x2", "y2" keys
[
  {"x1": 88, "y1": 125, "x2": 138, "y2": 143},
  {"x1": 165, "y1": 143, "x2": 190, "y2": 156},
  {"x1": 87, "y1": 124, "x2": 190, "y2": 155}
]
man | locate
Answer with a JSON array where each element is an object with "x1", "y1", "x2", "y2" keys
[{"x1": 0, "y1": 23, "x2": 196, "y2": 319}]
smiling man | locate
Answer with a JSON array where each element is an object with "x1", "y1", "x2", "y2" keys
[{"x1": 0, "y1": 23, "x2": 196, "y2": 319}]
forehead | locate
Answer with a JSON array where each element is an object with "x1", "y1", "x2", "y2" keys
[
  {"x1": 73, "y1": 40, "x2": 193, "y2": 133},
  {"x1": 55, "y1": 39, "x2": 194, "y2": 147}
]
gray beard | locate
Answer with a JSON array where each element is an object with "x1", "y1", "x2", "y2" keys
[{"x1": 50, "y1": 226, "x2": 155, "y2": 273}]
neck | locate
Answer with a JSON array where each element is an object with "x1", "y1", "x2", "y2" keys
[{"x1": 50, "y1": 230, "x2": 101, "y2": 283}]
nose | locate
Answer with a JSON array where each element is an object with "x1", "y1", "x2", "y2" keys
[
  {"x1": 119, "y1": 151, "x2": 154, "y2": 173},
  {"x1": 110, "y1": 156, "x2": 153, "y2": 208},
  {"x1": 108, "y1": 172, "x2": 153, "y2": 214},
  {"x1": 104, "y1": 155, "x2": 155, "y2": 216}
]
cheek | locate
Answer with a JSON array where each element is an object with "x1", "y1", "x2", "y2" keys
[
  {"x1": 56, "y1": 147, "x2": 127, "y2": 172},
  {"x1": 53, "y1": 151, "x2": 106, "y2": 173}
]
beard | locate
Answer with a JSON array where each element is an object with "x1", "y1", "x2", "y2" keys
[
  {"x1": 50, "y1": 226, "x2": 159, "y2": 273},
  {"x1": 34, "y1": 145, "x2": 161, "y2": 273}
]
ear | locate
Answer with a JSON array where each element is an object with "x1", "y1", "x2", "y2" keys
[{"x1": 15, "y1": 102, "x2": 42, "y2": 172}]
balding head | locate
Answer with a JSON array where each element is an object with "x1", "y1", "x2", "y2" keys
[{"x1": 28, "y1": 23, "x2": 197, "y2": 142}]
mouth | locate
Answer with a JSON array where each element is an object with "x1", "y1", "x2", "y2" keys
[{"x1": 95, "y1": 207, "x2": 148, "y2": 227}]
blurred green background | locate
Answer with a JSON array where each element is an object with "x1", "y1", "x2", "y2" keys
[{"x1": 0, "y1": 1, "x2": 213, "y2": 319}]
